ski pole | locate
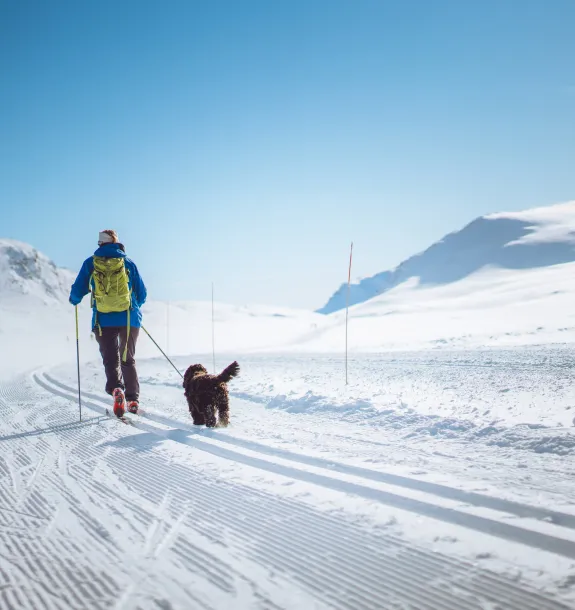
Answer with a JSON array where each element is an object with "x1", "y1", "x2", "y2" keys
[
  {"x1": 141, "y1": 325, "x2": 183, "y2": 379},
  {"x1": 75, "y1": 305, "x2": 82, "y2": 421}
]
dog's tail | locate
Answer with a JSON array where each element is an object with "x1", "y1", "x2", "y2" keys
[{"x1": 217, "y1": 361, "x2": 240, "y2": 383}]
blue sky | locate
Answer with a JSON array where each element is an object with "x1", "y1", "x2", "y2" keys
[{"x1": 1, "y1": 0, "x2": 574, "y2": 309}]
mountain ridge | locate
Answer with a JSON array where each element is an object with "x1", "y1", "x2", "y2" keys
[
  {"x1": 318, "y1": 201, "x2": 575, "y2": 314},
  {"x1": 0, "y1": 239, "x2": 75, "y2": 305}
]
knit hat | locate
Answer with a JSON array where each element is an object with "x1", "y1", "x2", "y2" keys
[{"x1": 98, "y1": 230, "x2": 118, "y2": 245}]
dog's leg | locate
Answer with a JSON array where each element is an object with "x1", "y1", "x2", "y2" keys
[
  {"x1": 204, "y1": 404, "x2": 217, "y2": 428},
  {"x1": 217, "y1": 388, "x2": 230, "y2": 428},
  {"x1": 191, "y1": 411, "x2": 206, "y2": 426},
  {"x1": 190, "y1": 402, "x2": 206, "y2": 426}
]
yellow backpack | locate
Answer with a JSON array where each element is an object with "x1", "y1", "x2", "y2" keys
[
  {"x1": 90, "y1": 256, "x2": 132, "y2": 313},
  {"x1": 90, "y1": 256, "x2": 133, "y2": 362}
]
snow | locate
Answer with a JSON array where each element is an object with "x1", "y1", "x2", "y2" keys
[
  {"x1": 319, "y1": 200, "x2": 575, "y2": 314},
  {"x1": 0, "y1": 238, "x2": 75, "y2": 304},
  {"x1": 487, "y1": 201, "x2": 575, "y2": 246},
  {"x1": 3, "y1": 204, "x2": 575, "y2": 609},
  {"x1": 297, "y1": 262, "x2": 575, "y2": 352}
]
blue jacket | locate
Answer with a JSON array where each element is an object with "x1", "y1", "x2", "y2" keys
[{"x1": 69, "y1": 243, "x2": 147, "y2": 329}]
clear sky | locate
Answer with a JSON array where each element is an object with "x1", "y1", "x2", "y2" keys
[{"x1": 1, "y1": 0, "x2": 574, "y2": 310}]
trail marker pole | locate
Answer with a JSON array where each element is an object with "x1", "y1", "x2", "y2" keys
[{"x1": 345, "y1": 242, "x2": 353, "y2": 385}]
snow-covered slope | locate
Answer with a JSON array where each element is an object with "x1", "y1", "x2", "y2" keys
[
  {"x1": 294, "y1": 261, "x2": 575, "y2": 352},
  {"x1": 140, "y1": 300, "x2": 324, "y2": 357},
  {"x1": 318, "y1": 201, "x2": 575, "y2": 314},
  {"x1": 0, "y1": 239, "x2": 75, "y2": 305}
]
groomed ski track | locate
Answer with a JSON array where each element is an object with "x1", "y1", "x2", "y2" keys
[{"x1": 0, "y1": 370, "x2": 572, "y2": 609}]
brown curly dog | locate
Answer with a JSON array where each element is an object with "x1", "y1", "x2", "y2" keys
[{"x1": 183, "y1": 361, "x2": 240, "y2": 427}]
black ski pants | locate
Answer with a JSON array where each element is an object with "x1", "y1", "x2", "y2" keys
[{"x1": 94, "y1": 326, "x2": 140, "y2": 402}]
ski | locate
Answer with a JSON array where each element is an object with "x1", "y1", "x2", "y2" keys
[{"x1": 105, "y1": 408, "x2": 135, "y2": 425}]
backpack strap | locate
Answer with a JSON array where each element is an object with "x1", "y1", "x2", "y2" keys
[
  {"x1": 122, "y1": 266, "x2": 133, "y2": 363},
  {"x1": 89, "y1": 261, "x2": 102, "y2": 335}
]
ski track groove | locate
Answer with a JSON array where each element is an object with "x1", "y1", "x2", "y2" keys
[
  {"x1": 0, "y1": 371, "x2": 572, "y2": 609},
  {"x1": 23, "y1": 540, "x2": 87, "y2": 608},
  {"x1": 171, "y1": 539, "x2": 239, "y2": 594},
  {"x1": 0, "y1": 549, "x2": 72, "y2": 610}
]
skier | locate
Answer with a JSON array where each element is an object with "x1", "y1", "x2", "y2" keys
[{"x1": 69, "y1": 230, "x2": 147, "y2": 418}]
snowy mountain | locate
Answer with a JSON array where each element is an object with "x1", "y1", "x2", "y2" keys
[
  {"x1": 0, "y1": 239, "x2": 75, "y2": 305},
  {"x1": 318, "y1": 201, "x2": 575, "y2": 314}
]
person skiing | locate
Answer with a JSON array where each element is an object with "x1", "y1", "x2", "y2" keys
[{"x1": 69, "y1": 229, "x2": 147, "y2": 418}]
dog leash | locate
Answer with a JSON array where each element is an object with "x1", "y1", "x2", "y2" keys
[{"x1": 141, "y1": 325, "x2": 184, "y2": 379}]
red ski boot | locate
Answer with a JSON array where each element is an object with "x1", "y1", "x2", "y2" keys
[
  {"x1": 113, "y1": 388, "x2": 126, "y2": 418},
  {"x1": 127, "y1": 401, "x2": 139, "y2": 415}
]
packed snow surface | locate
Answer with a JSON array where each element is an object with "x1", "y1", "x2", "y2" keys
[{"x1": 3, "y1": 202, "x2": 575, "y2": 608}]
